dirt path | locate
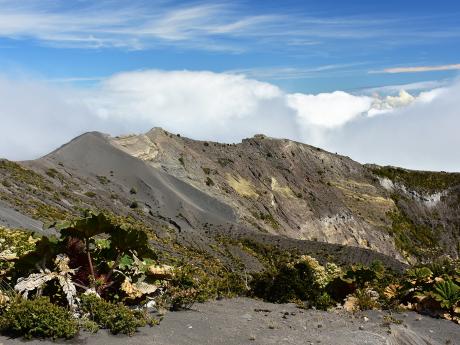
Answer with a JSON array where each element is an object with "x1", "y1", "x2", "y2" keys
[{"x1": 0, "y1": 298, "x2": 458, "y2": 345}]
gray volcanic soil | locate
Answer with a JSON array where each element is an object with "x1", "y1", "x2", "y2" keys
[
  {"x1": 1, "y1": 298, "x2": 458, "y2": 345},
  {"x1": 36, "y1": 132, "x2": 237, "y2": 230},
  {"x1": 0, "y1": 200, "x2": 43, "y2": 233}
]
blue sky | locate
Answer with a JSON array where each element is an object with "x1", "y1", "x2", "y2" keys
[
  {"x1": 0, "y1": 0, "x2": 459, "y2": 92},
  {"x1": 1, "y1": 0, "x2": 460, "y2": 171}
]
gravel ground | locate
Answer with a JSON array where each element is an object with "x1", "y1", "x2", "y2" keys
[
  {"x1": 0, "y1": 298, "x2": 458, "y2": 345},
  {"x1": 0, "y1": 201, "x2": 43, "y2": 233}
]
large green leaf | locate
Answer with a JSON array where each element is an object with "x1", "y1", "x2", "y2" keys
[
  {"x1": 118, "y1": 255, "x2": 134, "y2": 270},
  {"x1": 110, "y1": 227, "x2": 154, "y2": 258},
  {"x1": 432, "y1": 279, "x2": 460, "y2": 309},
  {"x1": 59, "y1": 211, "x2": 114, "y2": 240},
  {"x1": 406, "y1": 267, "x2": 433, "y2": 281}
]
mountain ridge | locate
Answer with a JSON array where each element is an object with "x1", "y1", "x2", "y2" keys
[{"x1": 0, "y1": 128, "x2": 459, "y2": 269}]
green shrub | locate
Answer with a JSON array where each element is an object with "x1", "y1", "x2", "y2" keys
[
  {"x1": 315, "y1": 292, "x2": 335, "y2": 310},
  {"x1": 97, "y1": 175, "x2": 110, "y2": 185},
  {"x1": 84, "y1": 191, "x2": 96, "y2": 198},
  {"x1": 46, "y1": 168, "x2": 59, "y2": 179},
  {"x1": 217, "y1": 158, "x2": 233, "y2": 167},
  {"x1": 80, "y1": 294, "x2": 146, "y2": 335},
  {"x1": 0, "y1": 297, "x2": 78, "y2": 339},
  {"x1": 353, "y1": 288, "x2": 380, "y2": 310},
  {"x1": 251, "y1": 261, "x2": 319, "y2": 303},
  {"x1": 164, "y1": 265, "x2": 206, "y2": 310},
  {"x1": 79, "y1": 318, "x2": 99, "y2": 333}
]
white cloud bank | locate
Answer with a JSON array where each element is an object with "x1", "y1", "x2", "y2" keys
[{"x1": 0, "y1": 70, "x2": 459, "y2": 171}]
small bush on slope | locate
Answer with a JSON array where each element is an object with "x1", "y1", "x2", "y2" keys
[
  {"x1": 80, "y1": 294, "x2": 149, "y2": 335},
  {"x1": 250, "y1": 255, "x2": 340, "y2": 307},
  {"x1": 0, "y1": 297, "x2": 78, "y2": 339}
]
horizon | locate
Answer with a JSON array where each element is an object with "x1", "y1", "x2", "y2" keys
[{"x1": 0, "y1": 0, "x2": 460, "y2": 171}]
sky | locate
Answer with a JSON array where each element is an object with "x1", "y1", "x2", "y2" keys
[{"x1": 0, "y1": 0, "x2": 459, "y2": 171}]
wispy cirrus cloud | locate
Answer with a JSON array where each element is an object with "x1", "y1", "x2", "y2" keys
[
  {"x1": 226, "y1": 63, "x2": 367, "y2": 80},
  {"x1": 374, "y1": 63, "x2": 460, "y2": 74},
  {"x1": 361, "y1": 79, "x2": 451, "y2": 94},
  {"x1": 0, "y1": 1, "x2": 458, "y2": 52},
  {"x1": 0, "y1": 1, "x2": 274, "y2": 51}
]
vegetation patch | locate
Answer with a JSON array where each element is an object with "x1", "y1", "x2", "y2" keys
[
  {"x1": 0, "y1": 160, "x2": 52, "y2": 191},
  {"x1": 0, "y1": 226, "x2": 38, "y2": 275},
  {"x1": 201, "y1": 167, "x2": 211, "y2": 175},
  {"x1": 84, "y1": 191, "x2": 97, "y2": 198},
  {"x1": 217, "y1": 158, "x2": 234, "y2": 167},
  {"x1": 0, "y1": 210, "x2": 459, "y2": 340},
  {"x1": 0, "y1": 297, "x2": 78, "y2": 339},
  {"x1": 370, "y1": 166, "x2": 460, "y2": 193},
  {"x1": 253, "y1": 211, "x2": 280, "y2": 230},
  {"x1": 97, "y1": 175, "x2": 110, "y2": 185},
  {"x1": 81, "y1": 294, "x2": 149, "y2": 335},
  {"x1": 251, "y1": 252, "x2": 460, "y2": 323},
  {"x1": 387, "y1": 208, "x2": 440, "y2": 260}
]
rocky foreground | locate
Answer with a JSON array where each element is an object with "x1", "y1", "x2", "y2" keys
[{"x1": 1, "y1": 298, "x2": 457, "y2": 345}]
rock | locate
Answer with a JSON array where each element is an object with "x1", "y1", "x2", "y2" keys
[
  {"x1": 145, "y1": 300, "x2": 156, "y2": 309},
  {"x1": 363, "y1": 316, "x2": 369, "y2": 322},
  {"x1": 388, "y1": 325, "x2": 434, "y2": 345},
  {"x1": 242, "y1": 313, "x2": 252, "y2": 321}
]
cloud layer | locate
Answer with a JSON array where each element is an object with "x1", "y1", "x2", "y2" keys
[{"x1": 0, "y1": 70, "x2": 458, "y2": 171}]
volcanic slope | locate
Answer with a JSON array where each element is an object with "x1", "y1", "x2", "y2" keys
[
  {"x1": 0, "y1": 129, "x2": 458, "y2": 268},
  {"x1": 112, "y1": 128, "x2": 460, "y2": 263}
]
